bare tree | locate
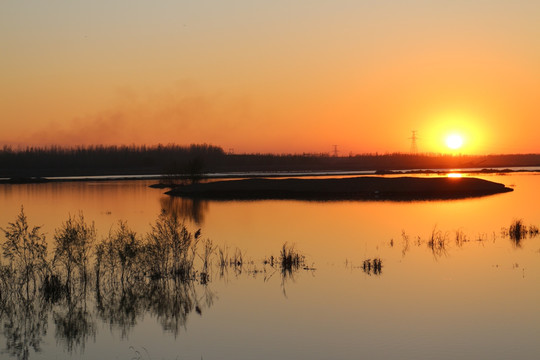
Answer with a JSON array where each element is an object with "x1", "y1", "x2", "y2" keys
[
  {"x1": 1, "y1": 207, "x2": 48, "y2": 296},
  {"x1": 53, "y1": 213, "x2": 96, "y2": 287}
]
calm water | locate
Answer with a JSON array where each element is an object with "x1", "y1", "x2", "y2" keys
[{"x1": 1, "y1": 173, "x2": 539, "y2": 360}]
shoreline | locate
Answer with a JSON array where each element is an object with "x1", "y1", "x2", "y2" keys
[{"x1": 0, "y1": 167, "x2": 538, "y2": 185}]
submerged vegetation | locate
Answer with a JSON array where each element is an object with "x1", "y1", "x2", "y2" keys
[
  {"x1": 394, "y1": 219, "x2": 540, "y2": 259},
  {"x1": 503, "y1": 219, "x2": 540, "y2": 247},
  {"x1": 362, "y1": 258, "x2": 383, "y2": 276},
  {"x1": 0, "y1": 207, "x2": 310, "y2": 359},
  {"x1": 1, "y1": 208, "x2": 48, "y2": 295},
  {"x1": 280, "y1": 243, "x2": 305, "y2": 273},
  {"x1": 1, "y1": 207, "x2": 539, "y2": 359},
  {"x1": 53, "y1": 213, "x2": 96, "y2": 288}
]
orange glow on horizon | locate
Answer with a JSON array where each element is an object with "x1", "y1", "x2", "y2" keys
[
  {"x1": 417, "y1": 110, "x2": 491, "y2": 155},
  {"x1": 0, "y1": 2, "x2": 538, "y2": 155}
]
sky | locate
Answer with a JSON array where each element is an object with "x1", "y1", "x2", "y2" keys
[{"x1": 1, "y1": 1, "x2": 539, "y2": 155}]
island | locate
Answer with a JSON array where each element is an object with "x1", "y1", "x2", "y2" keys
[{"x1": 165, "y1": 176, "x2": 513, "y2": 200}]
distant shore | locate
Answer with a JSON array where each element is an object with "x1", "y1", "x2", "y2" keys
[
  {"x1": 0, "y1": 167, "x2": 537, "y2": 185},
  {"x1": 165, "y1": 176, "x2": 513, "y2": 201},
  {"x1": 2, "y1": 145, "x2": 540, "y2": 180}
]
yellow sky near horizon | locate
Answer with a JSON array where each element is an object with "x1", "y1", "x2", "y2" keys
[{"x1": 1, "y1": 1, "x2": 539, "y2": 155}]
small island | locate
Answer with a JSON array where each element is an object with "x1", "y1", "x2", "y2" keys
[{"x1": 165, "y1": 176, "x2": 513, "y2": 200}]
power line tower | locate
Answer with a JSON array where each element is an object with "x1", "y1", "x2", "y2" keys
[
  {"x1": 332, "y1": 145, "x2": 339, "y2": 157},
  {"x1": 409, "y1": 131, "x2": 419, "y2": 154}
]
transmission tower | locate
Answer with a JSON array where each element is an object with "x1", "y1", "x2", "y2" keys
[
  {"x1": 332, "y1": 145, "x2": 339, "y2": 157},
  {"x1": 409, "y1": 131, "x2": 419, "y2": 154}
]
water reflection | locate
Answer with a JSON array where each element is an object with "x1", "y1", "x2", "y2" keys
[
  {"x1": 0, "y1": 209, "x2": 310, "y2": 359},
  {"x1": 53, "y1": 287, "x2": 95, "y2": 354},
  {"x1": 160, "y1": 196, "x2": 209, "y2": 225},
  {"x1": 395, "y1": 221, "x2": 540, "y2": 260},
  {"x1": 362, "y1": 258, "x2": 383, "y2": 276},
  {"x1": 503, "y1": 219, "x2": 540, "y2": 247},
  {"x1": 2, "y1": 176, "x2": 540, "y2": 360},
  {"x1": 2, "y1": 208, "x2": 540, "y2": 359},
  {"x1": 426, "y1": 227, "x2": 449, "y2": 258},
  {"x1": 0, "y1": 286, "x2": 49, "y2": 360}
]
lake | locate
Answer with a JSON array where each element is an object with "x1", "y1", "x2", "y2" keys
[{"x1": 1, "y1": 173, "x2": 539, "y2": 360}]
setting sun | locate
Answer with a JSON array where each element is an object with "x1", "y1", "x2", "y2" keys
[{"x1": 446, "y1": 134, "x2": 464, "y2": 150}]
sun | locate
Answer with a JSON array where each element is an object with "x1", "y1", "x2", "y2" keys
[{"x1": 445, "y1": 134, "x2": 464, "y2": 150}]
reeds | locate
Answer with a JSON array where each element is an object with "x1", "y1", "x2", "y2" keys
[
  {"x1": 509, "y1": 219, "x2": 527, "y2": 242},
  {"x1": 229, "y1": 247, "x2": 244, "y2": 276},
  {"x1": 199, "y1": 238, "x2": 215, "y2": 284},
  {"x1": 401, "y1": 230, "x2": 410, "y2": 257},
  {"x1": 0, "y1": 209, "x2": 313, "y2": 357},
  {"x1": 455, "y1": 230, "x2": 468, "y2": 247},
  {"x1": 505, "y1": 219, "x2": 540, "y2": 246},
  {"x1": 280, "y1": 243, "x2": 304, "y2": 272},
  {"x1": 427, "y1": 227, "x2": 448, "y2": 258},
  {"x1": 362, "y1": 258, "x2": 382, "y2": 275}
]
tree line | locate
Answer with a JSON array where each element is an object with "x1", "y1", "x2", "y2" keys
[
  {"x1": 0, "y1": 144, "x2": 225, "y2": 177},
  {"x1": 1, "y1": 143, "x2": 540, "y2": 178}
]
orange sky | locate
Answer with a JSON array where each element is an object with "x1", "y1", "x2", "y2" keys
[{"x1": 1, "y1": 1, "x2": 539, "y2": 155}]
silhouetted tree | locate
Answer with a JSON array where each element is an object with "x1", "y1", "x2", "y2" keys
[
  {"x1": 146, "y1": 212, "x2": 197, "y2": 280},
  {"x1": 187, "y1": 156, "x2": 205, "y2": 184},
  {"x1": 95, "y1": 221, "x2": 142, "y2": 289},
  {"x1": 53, "y1": 213, "x2": 96, "y2": 288},
  {"x1": 1, "y1": 207, "x2": 48, "y2": 296}
]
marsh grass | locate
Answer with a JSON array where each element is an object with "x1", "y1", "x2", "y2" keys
[
  {"x1": 362, "y1": 258, "x2": 382, "y2": 276},
  {"x1": 455, "y1": 230, "x2": 468, "y2": 247},
  {"x1": 0, "y1": 209, "x2": 313, "y2": 358},
  {"x1": 427, "y1": 227, "x2": 449, "y2": 258},
  {"x1": 263, "y1": 255, "x2": 275, "y2": 267},
  {"x1": 503, "y1": 219, "x2": 540, "y2": 246},
  {"x1": 217, "y1": 246, "x2": 228, "y2": 268},
  {"x1": 401, "y1": 230, "x2": 410, "y2": 257},
  {"x1": 229, "y1": 247, "x2": 244, "y2": 276},
  {"x1": 198, "y1": 238, "x2": 215, "y2": 284},
  {"x1": 280, "y1": 243, "x2": 304, "y2": 273},
  {"x1": 509, "y1": 219, "x2": 527, "y2": 243}
]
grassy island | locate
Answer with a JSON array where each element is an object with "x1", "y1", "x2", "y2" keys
[{"x1": 165, "y1": 176, "x2": 513, "y2": 200}]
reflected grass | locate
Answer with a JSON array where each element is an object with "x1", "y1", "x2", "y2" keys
[
  {"x1": 503, "y1": 219, "x2": 540, "y2": 247},
  {"x1": 427, "y1": 227, "x2": 449, "y2": 258},
  {"x1": 2, "y1": 207, "x2": 539, "y2": 359},
  {"x1": 362, "y1": 258, "x2": 383, "y2": 276},
  {"x1": 0, "y1": 208, "x2": 311, "y2": 359}
]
